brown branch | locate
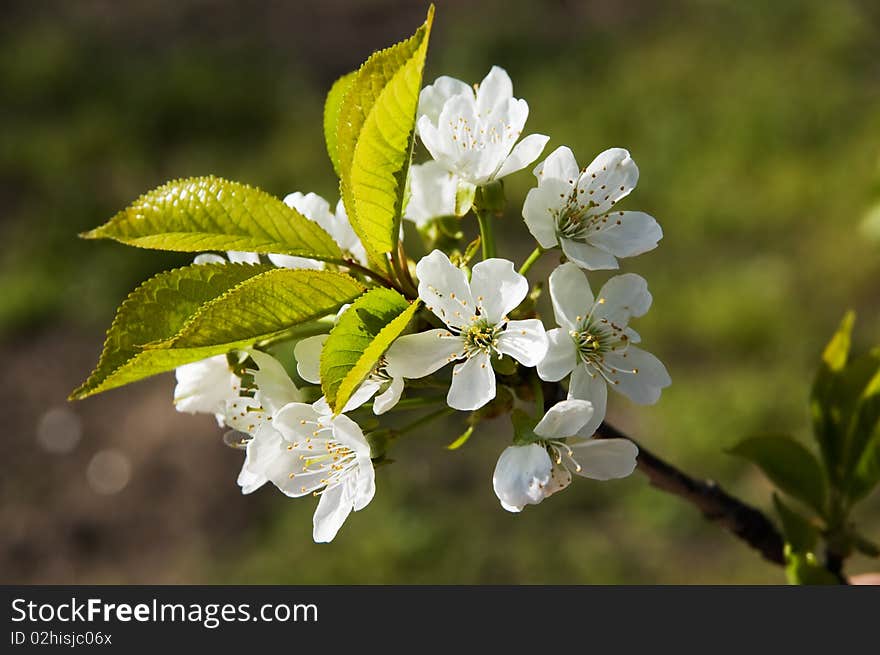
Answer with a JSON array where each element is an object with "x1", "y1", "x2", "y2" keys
[{"x1": 594, "y1": 421, "x2": 786, "y2": 566}]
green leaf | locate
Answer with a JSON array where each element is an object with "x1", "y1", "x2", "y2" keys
[
  {"x1": 71, "y1": 267, "x2": 363, "y2": 399},
  {"x1": 320, "y1": 288, "x2": 419, "y2": 413},
  {"x1": 70, "y1": 263, "x2": 273, "y2": 400},
  {"x1": 154, "y1": 269, "x2": 365, "y2": 350},
  {"x1": 510, "y1": 409, "x2": 541, "y2": 446},
  {"x1": 810, "y1": 311, "x2": 855, "y2": 483},
  {"x1": 843, "y1": 356, "x2": 880, "y2": 500},
  {"x1": 850, "y1": 431, "x2": 880, "y2": 501},
  {"x1": 773, "y1": 493, "x2": 818, "y2": 554},
  {"x1": 82, "y1": 176, "x2": 343, "y2": 262},
  {"x1": 821, "y1": 310, "x2": 855, "y2": 372},
  {"x1": 783, "y1": 546, "x2": 841, "y2": 585},
  {"x1": 446, "y1": 425, "x2": 475, "y2": 450},
  {"x1": 728, "y1": 435, "x2": 827, "y2": 516},
  {"x1": 324, "y1": 71, "x2": 357, "y2": 178},
  {"x1": 337, "y1": 6, "x2": 434, "y2": 270}
]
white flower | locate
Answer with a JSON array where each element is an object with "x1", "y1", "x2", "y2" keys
[
  {"x1": 538, "y1": 263, "x2": 671, "y2": 435},
  {"x1": 523, "y1": 146, "x2": 662, "y2": 270},
  {"x1": 403, "y1": 161, "x2": 457, "y2": 226},
  {"x1": 237, "y1": 401, "x2": 375, "y2": 543},
  {"x1": 173, "y1": 355, "x2": 241, "y2": 426},
  {"x1": 193, "y1": 192, "x2": 366, "y2": 269},
  {"x1": 194, "y1": 251, "x2": 260, "y2": 265},
  {"x1": 493, "y1": 399, "x2": 638, "y2": 512},
  {"x1": 294, "y1": 333, "x2": 405, "y2": 415},
  {"x1": 413, "y1": 66, "x2": 549, "y2": 216},
  {"x1": 272, "y1": 192, "x2": 367, "y2": 269},
  {"x1": 386, "y1": 250, "x2": 548, "y2": 411}
]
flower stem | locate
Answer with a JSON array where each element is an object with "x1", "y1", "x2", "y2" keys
[
  {"x1": 254, "y1": 318, "x2": 334, "y2": 349},
  {"x1": 518, "y1": 246, "x2": 545, "y2": 276},
  {"x1": 475, "y1": 209, "x2": 496, "y2": 260},
  {"x1": 379, "y1": 395, "x2": 446, "y2": 411},
  {"x1": 342, "y1": 259, "x2": 405, "y2": 294},
  {"x1": 395, "y1": 407, "x2": 454, "y2": 437},
  {"x1": 530, "y1": 374, "x2": 544, "y2": 418}
]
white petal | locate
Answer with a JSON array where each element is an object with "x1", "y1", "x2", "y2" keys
[
  {"x1": 533, "y1": 399, "x2": 594, "y2": 439},
  {"x1": 340, "y1": 379, "x2": 382, "y2": 413},
  {"x1": 454, "y1": 179, "x2": 477, "y2": 216},
  {"x1": 330, "y1": 413, "x2": 372, "y2": 459},
  {"x1": 476, "y1": 66, "x2": 514, "y2": 116},
  {"x1": 496, "y1": 319, "x2": 548, "y2": 367},
  {"x1": 545, "y1": 461, "x2": 573, "y2": 498},
  {"x1": 294, "y1": 335, "x2": 328, "y2": 384},
  {"x1": 570, "y1": 438, "x2": 638, "y2": 480},
  {"x1": 227, "y1": 251, "x2": 260, "y2": 264},
  {"x1": 240, "y1": 423, "x2": 320, "y2": 498},
  {"x1": 447, "y1": 352, "x2": 496, "y2": 411},
  {"x1": 349, "y1": 461, "x2": 376, "y2": 512},
  {"x1": 537, "y1": 328, "x2": 577, "y2": 382},
  {"x1": 603, "y1": 346, "x2": 671, "y2": 405},
  {"x1": 331, "y1": 200, "x2": 368, "y2": 265},
  {"x1": 404, "y1": 161, "x2": 458, "y2": 225},
  {"x1": 549, "y1": 262, "x2": 594, "y2": 330},
  {"x1": 470, "y1": 258, "x2": 529, "y2": 323},
  {"x1": 522, "y1": 183, "x2": 564, "y2": 250},
  {"x1": 424, "y1": 95, "x2": 481, "y2": 174},
  {"x1": 593, "y1": 273, "x2": 652, "y2": 326},
  {"x1": 416, "y1": 115, "x2": 455, "y2": 170},
  {"x1": 494, "y1": 133, "x2": 550, "y2": 180},
  {"x1": 236, "y1": 467, "x2": 266, "y2": 495},
  {"x1": 247, "y1": 350, "x2": 302, "y2": 414},
  {"x1": 500, "y1": 499, "x2": 524, "y2": 513},
  {"x1": 477, "y1": 97, "x2": 529, "y2": 182},
  {"x1": 625, "y1": 326, "x2": 642, "y2": 344},
  {"x1": 577, "y1": 148, "x2": 639, "y2": 215},
  {"x1": 237, "y1": 423, "x2": 282, "y2": 494},
  {"x1": 416, "y1": 250, "x2": 476, "y2": 328},
  {"x1": 283, "y1": 191, "x2": 334, "y2": 225},
  {"x1": 560, "y1": 237, "x2": 620, "y2": 270},
  {"x1": 385, "y1": 329, "x2": 463, "y2": 378},
  {"x1": 173, "y1": 355, "x2": 237, "y2": 424},
  {"x1": 589, "y1": 211, "x2": 662, "y2": 258},
  {"x1": 568, "y1": 365, "x2": 607, "y2": 436},
  {"x1": 194, "y1": 253, "x2": 226, "y2": 265},
  {"x1": 492, "y1": 444, "x2": 553, "y2": 512},
  {"x1": 312, "y1": 396, "x2": 331, "y2": 415},
  {"x1": 417, "y1": 75, "x2": 472, "y2": 126},
  {"x1": 272, "y1": 402, "x2": 320, "y2": 442},
  {"x1": 268, "y1": 253, "x2": 322, "y2": 270},
  {"x1": 312, "y1": 483, "x2": 353, "y2": 543},
  {"x1": 533, "y1": 145, "x2": 580, "y2": 184},
  {"x1": 373, "y1": 377, "x2": 404, "y2": 415}
]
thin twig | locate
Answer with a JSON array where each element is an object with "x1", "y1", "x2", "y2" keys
[
  {"x1": 341, "y1": 259, "x2": 406, "y2": 294},
  {"x1": 594, "y1": 421, "x2": 786, "y2": 566}
]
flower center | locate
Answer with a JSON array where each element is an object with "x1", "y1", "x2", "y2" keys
[
  {"x1": 286, "y1": 420, "x2": 359, "y2": 495},
  {"x1": 462, "y1": 320, "x2": 501, "y2": 356},
  {"x1": 554, "y1": 189, "x2": 626, "y2": 243},
  {"x1": 570, "y1": 314, "x2": 634, "y2": 386}
]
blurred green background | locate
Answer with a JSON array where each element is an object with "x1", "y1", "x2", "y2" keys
[{"x1": 2, "y1": 0, "x2": 879, "y2": 584}]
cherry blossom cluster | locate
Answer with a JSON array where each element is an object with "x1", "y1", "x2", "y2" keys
[{"x1": 173, "y1": 66, "x2": 670, "y2": 542}]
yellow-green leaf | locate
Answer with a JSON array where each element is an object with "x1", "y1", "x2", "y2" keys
[
  {"x1": 320, "y1": 287, "x2": 420, "y2": 413},
  {"x1": 728, "y1": 435, "x2": 828, "y2": 516},
  {"x1": 154, "y1": 269, "x2": 365, "y2": 350},
  {"x1": 70, "y1": 263, "x2": 273, "y2": 400},
  {"x1": 337, "y1": 6, "x2": 434, "y2": 271},
  {"x1": 324, "y1": 71, "x2": 357, "y2": 178},
  {"x1": 82, "y1": 176, "x2": 343, "y2": 262}
]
